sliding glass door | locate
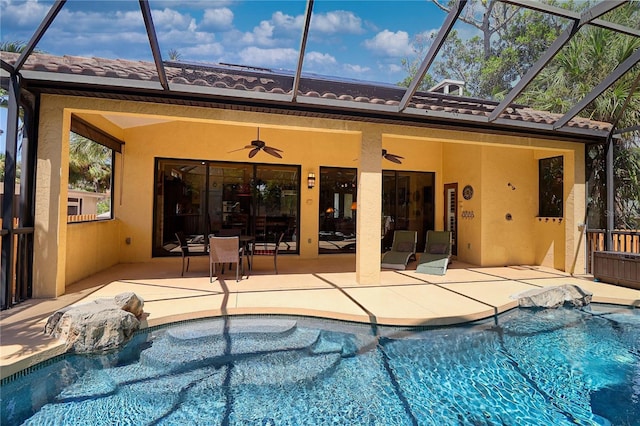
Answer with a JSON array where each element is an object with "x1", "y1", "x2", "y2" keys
[
  {"x1": 153, "y1": 158, "x2": 299, "y2": 256},
  {"x1": 382, "y1": 171, "x2": 435, "y2": 252}
]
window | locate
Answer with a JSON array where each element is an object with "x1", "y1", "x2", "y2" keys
[
  {"x1": 67, "y1": 132, "x2": 114, "y2": 223},
  {"x1": 539, "y1": 156, "x2": 563, "y2": 217}
]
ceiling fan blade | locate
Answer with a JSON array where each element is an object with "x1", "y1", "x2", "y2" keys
[
  {"x1": 228, "y1": 147, "x2": 249, "y2": 153},
  {"x1": 248, "y1": 147, "x2": 261, "y2": 158},
  {"x1": 387, "y1": 155, "x2": 403, "y2": 164},
  {"x1": 264, "y1": 147, "x2": 283, "y2": 158},
  {"x1": 264, "y1": 145, "x2": 283, "y2": 153}
]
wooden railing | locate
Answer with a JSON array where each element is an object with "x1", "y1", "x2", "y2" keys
[
  {"x1": 0, "y1": 217, "x2": 35, "y2": 310},
  {"x1": 67, "y1": 214, "x2": 98, "y2": 223},
  {"x1": 586, "y1": 229, "x2": 640, "y2": 273}
]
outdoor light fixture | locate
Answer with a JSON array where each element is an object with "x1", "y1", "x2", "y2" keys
[{"x1": 307, "y1": 172, "x2": 316, "y2": 189}]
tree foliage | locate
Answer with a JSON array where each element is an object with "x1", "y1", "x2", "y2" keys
[
  {"x1": 68, "y1": 133, "x2": 112, "y2": 193},
  {"x1": 400, "y1": 0, "x2": 575, "y2": 98}
]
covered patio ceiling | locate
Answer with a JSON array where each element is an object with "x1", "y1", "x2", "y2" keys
[{"x1": 1, "y1": 0, "x2": 639, "y2": 141}]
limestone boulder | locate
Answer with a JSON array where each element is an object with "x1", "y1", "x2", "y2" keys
[
  {"x1": 514, "y1": 284, "x2": 592, "y2": 309},
  {"x1": 114, "y1": 292, "x2": 144, "y2": 318},
  {"x1": 44, "y1": 292, "x2": 144, "y2": 354}
]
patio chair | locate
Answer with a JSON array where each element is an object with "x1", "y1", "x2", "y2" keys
[
  {"x1": 251, "y1": 232, "x2": 285, "y2": 274},
  {"x1": 175, "y1": 231, "x2": 207, "y2": 277},
  {"x1": 209, "y1": 236, "x2": 244, "y2": 282},
  {"x1": 381, "y1": 230, "x2": 417, "y2": 270},
  {"x1": 415, "y1": 230, "x2": 452, "y2": 276}
]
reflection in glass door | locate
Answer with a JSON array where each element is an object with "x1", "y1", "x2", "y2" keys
[
  {"x1": 382, "y1": 171, "x2": 435, "y2": 252},
  {"x1": 318, "y1": 167, "x2": 357, "y2": 254},
  {"x1": 153, "y1": 159, "x2": 299, "y2": 257},
  {"x1": 153, "y1": 160, "x2": 208, "y2": 257}
]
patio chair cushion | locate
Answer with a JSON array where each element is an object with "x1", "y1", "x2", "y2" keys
[
  {"x1": 396, "y1": 241, "x2": 414, "y2": 252},
  {"x1": 429, "y1": 243, "x2": 448, "y2": 254},
  {"x1": 253, "y1": 248, "x2": 276, "y2": 255}
]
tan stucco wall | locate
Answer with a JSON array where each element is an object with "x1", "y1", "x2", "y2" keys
[
  {"x1": 65, "y1": 220, "x2": 120, "y2": 284},
  {"x1": 34, "y1": 93, "x2": 588, "y2": 297},
  {"x1": 443, "y1": 143, "x2": 482, "y2": 265},
  {"x1": 479, "y1": 146, "x2": 538, "y2": 266}
]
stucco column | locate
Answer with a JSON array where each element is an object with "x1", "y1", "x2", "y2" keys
[
  {"x1": 356, "y1": 129, "x2": 382, "y2": 284},
  {"x1": 33, "y1": 96, "x2": 69, "y2": 297},
  {"x1": 566, "y1": 149, "x2": 587, "y2": 274}
]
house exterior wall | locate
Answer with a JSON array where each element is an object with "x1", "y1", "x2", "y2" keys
[
  {"x1": 65, "y1": 219, "x2": 120, "y2": 285},
  {"x1": 33, "y1": 94, "x2": 587, "y2": 297},
  {"x1": 443, "y1": 143, "x2": 482, "y2": 265}
]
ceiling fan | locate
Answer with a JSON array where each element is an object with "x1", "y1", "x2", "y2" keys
[
  {"x1": 230, "y1": 128, "x2": 283, "y2": 159},
  {"x1": 382, "y1": 149, "x2": 403, "y2": 164}
]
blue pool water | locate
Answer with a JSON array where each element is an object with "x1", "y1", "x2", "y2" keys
[{"x1": 1, "y1": 305, "x2": 639, "y2": 425}]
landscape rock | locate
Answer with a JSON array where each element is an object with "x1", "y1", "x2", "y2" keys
[
  {"x1": 44, "y1": 292, "x2": 144, "y2": 354},
  {"x1": 114, "y1": 291, "x2": 144, "y2": 318},
  {"x1": 514, "y1": 284, "x2": 592, "y2": 308}
]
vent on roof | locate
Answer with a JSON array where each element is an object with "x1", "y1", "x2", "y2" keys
[{"x1": 429, "y1": 79, "x2": 465, "y2": 96}]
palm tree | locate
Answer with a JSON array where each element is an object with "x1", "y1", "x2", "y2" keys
[
  {"x1": 167, "y1": 49, "x2": 182, "y2": 61},
  {"x1": 0, "y1": 41, "x2": 28, "y2": 53},
  {"x1": 68, "y1": 133, "x2": 112, "y2": 193}
]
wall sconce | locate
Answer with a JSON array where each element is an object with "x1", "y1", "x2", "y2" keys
[{"x1": 307, "y1": 172, "x2": 316, "y2": 189}]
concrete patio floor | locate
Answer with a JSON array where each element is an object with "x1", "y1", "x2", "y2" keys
[{"x1": 1, "y1": 254, "x2": 639, "y2": 381}]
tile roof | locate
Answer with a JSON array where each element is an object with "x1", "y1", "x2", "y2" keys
[{"x1": 2, "y1": 52, "x2": 612, "y2": 134}]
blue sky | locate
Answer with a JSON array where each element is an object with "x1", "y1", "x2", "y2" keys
[{"x1": 0, "y1": 0, "x2": 449, "y2": 84}]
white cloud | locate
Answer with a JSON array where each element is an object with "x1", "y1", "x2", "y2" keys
[
  {"x1": 114, "y1": 10, "x2": 145, "y2": 29},
  {"x1": 311, "y1": 10, "x2": 363, "y2": 34},
  {"x1": 344, "y1": 64, "x2": 371, "y2": 74},
  {"x1": 271, "y1": 11, "x2": 304, "y2": 32},
  {"x1": 237, "y1": 46, "x2": 297, "y2": 67},
  {"x1": 241, "y1": 20, "x2": 276, "y2": 46},
  {"x1": 150, "y1": 8, "x2": 196, "y2": 31},
  {"x1": 40, "y1": 7, "x2": 149, "y2": 34},
  {"x1": 154, "y1": 0, "x2": 235, "y2": 8},
  {"x1": 200, "y1": 8, "x2": 234, "y2": 31},
  {"x1": 364, "y1": 30, "x2": 413, "y2": 57},
  {"x1": 239, "y1": 10, "x2": 305, "y2": 48},
  {"x1": 181, "y1": 43, "x2": 225, "y2": 59},
  {"x1": 387, "y1": 63, "x2": 402, "y2": 73},
  {"x1": 305, "y1": 51, "x2": 336, "y2": 65},
  {"x1": 0, "y1": 0, "x2": 50, "y2": 27}
]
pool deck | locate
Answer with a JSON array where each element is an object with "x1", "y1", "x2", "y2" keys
[{"x1": 1, "y1": 254, "x2": 639, "y2": 381}]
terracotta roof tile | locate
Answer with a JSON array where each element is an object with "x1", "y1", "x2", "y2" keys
[{"x1": 1, "y1": 52, "x2": 612, "y2": 133}]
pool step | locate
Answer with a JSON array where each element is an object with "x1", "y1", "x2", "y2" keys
[
  {"x1": 141, "y1": 319, "x2": 320, "y2": 370},
  {"x1": 166, "y1": 318, "x2": 298, "y2": 343},
  {"x1": 228, "y1": 350, "x2": 342, "y2": 386}
]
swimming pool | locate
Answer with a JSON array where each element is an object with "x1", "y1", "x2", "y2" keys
[{"x1": 1, "y1": 305, "x2": 638, "y2": 425}]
